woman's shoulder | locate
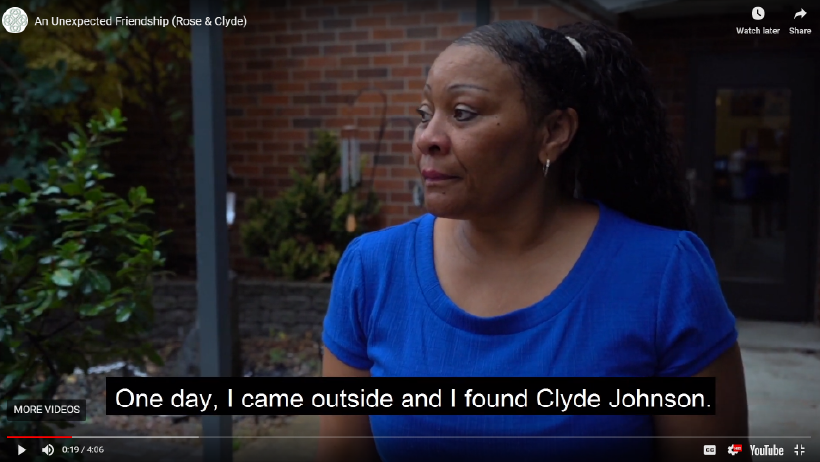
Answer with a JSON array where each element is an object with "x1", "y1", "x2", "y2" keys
[
  {"x1": 601, "y1": 205, "x2": 709, "y2": 270},
  {"x1": 345, "y1": 214, "x2": 431, "y2": 267}
]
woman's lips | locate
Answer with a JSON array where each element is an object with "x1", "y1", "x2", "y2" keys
[{"x1": 421, "y1": 169, "x2": 459, "y2": 182}]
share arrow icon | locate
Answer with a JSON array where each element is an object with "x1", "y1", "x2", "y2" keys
[
  {"x1": 795, "y1": 8, "x2": 807, "y2": 19},
  {"x1": 18, "y1": 445, "x2": 26, "y2": 456}
]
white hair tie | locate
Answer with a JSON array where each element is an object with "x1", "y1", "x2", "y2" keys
[{"x1": 565, "y1": 36, "x2": 586, "y2": 61}]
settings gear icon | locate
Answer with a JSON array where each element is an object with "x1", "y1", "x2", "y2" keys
[{"x1": 728, "y1": 445, "x2": 740, "y2": 456}]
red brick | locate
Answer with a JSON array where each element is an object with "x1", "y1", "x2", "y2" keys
[
  {"x1": 408, "y1": 53, "x2": 439, "y2": 65},
  {"x1": 232, "y1": 165, "x2": 262, "y2": 176},
  {"x1": 407, "y1": 26, "x2": 438, "y2": 39},
  {"x1": 277, "y1": 130, "x2": 308, "y2": 141},
  {"x1": 355, "y1": 16, "x2": 387, "y2": 27},
  {"x1": 389, "y1": 15, "x2": 422, "y2": 26},
  {"x1": 292, "y1": 70, "x2": 323, "y2": 80},
  {"x1": 372, "y1": 4, "x2": 404, "y2": 15},
  {"x1": 338, "y1": 5, "x2": 369, "y2": 15},
  {"x1": 498, "y1": 8, "x2": 536, "y2": 21},
  {"x1": 374, "y1": 55, "x2": 405, "y2": 66},
  {"x1": 423, "y1": 12, "x2": 459, "y2": 24},
  {"x1": 305, "y1": 6, "x2": 334, "y2": 18},
  {"x1": 324, "y1": 44, "x2": 353, "y2": 54},
  {"x1": 261, "y1": 70, "x2": 289, "y2": 81},
  {"x1": 425, "y1": 39, "x2": 452, "y2": 53},
  {"x1": 374, "y1": 180, "x2": 407, "y2": 190},
  {"x1": 290, "y1": 20, "x2": 320, "y2": 31},
  {"x1": 305, "y1": 57, "x2": 338, "y2": 67},
  {"x1": 260, "y1": 95, "x2": 289, "y2": 105},
  {"x1": 392, "y1": 93, "x2": 422, "y2": 104},
  {"x1": 440, "y1": 25, "x2": 473, "y2": 38},
  {"x1": 341, "y1": 106, "x2": 372, "y2": 117},
  {"x1": 276, "y1": 82, "x2": 306, "y2": 92},
  {"x1": 390, "y1": 41, "x2": 423, "y2": 52},
  {"x1": 392, "y1": 66, "x2": 422, "y2": 78},
  {"x1": 340, "y1": 30, "x2": 369, "y2": 41},
  {"x1": 374, "y1": 80, "x2": 404, "y2": 91},
  {"x1": 407, "y1": 1, "x2": 438, "y2": 13},
  {"x1": 274, "y1": 33, "x2": 303, "y2": 44},
  {"x1": 323, "y1": 69, "x2": 353, "y2": 80},
  {"x1": 305, "y1": 32, "x2": 336, "y2": 42},
  {"x1": 274, "y1": 8, "x2": 302, "y2": 20},
  {"x1": 340, "y1": 81, "x2": 370, "y2": 91},
  {"x1": 341, "y1": 56, "x2": 371, "y2": 67},
  {"x1": 373, "y1": 28, "x2": 405, "y2": 40},
  {"x1": 407, "y1": 79, "x2": 426, "y2": 91}
]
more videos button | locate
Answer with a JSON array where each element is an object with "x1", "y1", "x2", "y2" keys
[{"x1": 7, "y1": 399, "x2": 86, "y2": 422}]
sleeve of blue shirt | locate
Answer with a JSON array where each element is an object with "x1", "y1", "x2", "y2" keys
[
  {"x1": 655, "y1": 231, "x2": 739, "y2": 377},
  {"x1": 322, "y1": 237, "x2": 374, "y2": 371}
]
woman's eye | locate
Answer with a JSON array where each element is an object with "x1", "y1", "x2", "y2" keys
[
  {"x1": 453, "y1": 108, "x2": 477, "y2": 122},
  {"x1": 416, "y1": 108, "x2": 432, "y2": 123}
]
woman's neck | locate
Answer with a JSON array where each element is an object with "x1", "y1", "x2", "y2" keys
[{"x1": 453, "y1": 186, "x2": 577, "y2": 260}]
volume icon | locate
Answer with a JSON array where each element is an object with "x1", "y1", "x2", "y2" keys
[{"x1": 42, "y1": 444, "x2": 54, "y2": 456}]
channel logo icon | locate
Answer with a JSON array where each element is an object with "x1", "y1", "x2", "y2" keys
[
  {"x1": 703, "y1": 444, "x2": 716, "y2": 455},
  {"x1": 728, "y1": 444, "x2": 742, "y2": 456},
  {"x1": 2, "y1": 7, "x2": 28, "y2": 33}
]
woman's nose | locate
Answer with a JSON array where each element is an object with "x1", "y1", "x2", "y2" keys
[{"x1": 414, "y1": 117, "x2": 452, "y2": 156}]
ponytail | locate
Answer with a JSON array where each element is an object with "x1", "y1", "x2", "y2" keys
[{"x1": 557, "y1": 22, "x2": 694, "y2": 231}]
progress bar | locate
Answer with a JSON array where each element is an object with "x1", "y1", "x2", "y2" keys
[{"x1": 7, "y1": 436, "x2": 814, "y2": 439}]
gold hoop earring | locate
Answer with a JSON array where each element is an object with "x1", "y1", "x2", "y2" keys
[{"x1": 543, "y1": 159, "x2": 550, "y2": 178}]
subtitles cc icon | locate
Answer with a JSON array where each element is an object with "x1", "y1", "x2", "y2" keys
[{"x1": 703, "y1": 444, "x2": 716, "y2": 455}]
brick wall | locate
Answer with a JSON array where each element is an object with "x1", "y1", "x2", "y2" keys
[
  {"x1": 220, "y1": 0, "x2": 590, "y2": 273},
  {"x1": 622, "y1": 14, "x2": 820, "y2": 323}
]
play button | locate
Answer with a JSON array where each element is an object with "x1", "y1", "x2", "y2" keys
[{"x1": 18, "y1": 445, "x2": 25, "y2": 455}]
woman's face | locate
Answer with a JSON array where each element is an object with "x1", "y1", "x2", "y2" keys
[{"x1": 413, "y1": 44, "x2": 546, "y2": 219}]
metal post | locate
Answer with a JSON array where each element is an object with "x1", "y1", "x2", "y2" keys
[
  {"x1": 190, "y1": 0, "x2": 232, "y2": 460},
  {"x1": 476, "y1": 0, "x2": 491, "y2": 27}
]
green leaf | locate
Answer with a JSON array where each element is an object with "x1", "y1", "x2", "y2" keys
[
  {"x1": 12, "y1": 178, "x2": 31, "y2": 194},
  {"x1": 116, "y1": 305, "x2": 132, "y2": 322},
  {"x1": 84, "y1": 188, "x2": 104, "y2": 203},
  {"x1": 33, "y1": 291, "x2": 55, "y2": 316},
  {"x1": 61, "y1": 183, "x2": 84, "y2": 196},
  {"x1": 51, "y1": 268, "x2": 74, "y2": 287},
  {"x1": 87, "y1": 270, "x2": 111, "y2": 293}
]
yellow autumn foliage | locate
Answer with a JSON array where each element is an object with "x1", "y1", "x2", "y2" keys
[{"x1": 1, "y1": 1, "x2": 190, "y2": 122}]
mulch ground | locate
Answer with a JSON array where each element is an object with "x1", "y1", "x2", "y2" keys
[{"x1": 53, "y1": 335, "x2": 322, "y2": 444}]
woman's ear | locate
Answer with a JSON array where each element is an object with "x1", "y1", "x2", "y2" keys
[{"x1": 538, "y1": 108, "x2": 579, "y2": 165}]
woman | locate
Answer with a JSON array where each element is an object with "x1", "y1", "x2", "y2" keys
[{"x1": 318, "y1": 21, "x2": 750, "y2": 462}]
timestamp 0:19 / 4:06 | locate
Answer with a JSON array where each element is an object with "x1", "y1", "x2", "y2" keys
[{"x1": 63, "y1": 446, "x2": 105, "y2": 454}]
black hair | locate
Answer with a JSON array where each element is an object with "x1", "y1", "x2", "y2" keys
[{"x1": 453, "y1": 21, "x2": 694, "y2": 231}]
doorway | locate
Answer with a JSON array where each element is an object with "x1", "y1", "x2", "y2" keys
[{"x1": 688, "y1": 54, "x2": 818, "y2": 322}]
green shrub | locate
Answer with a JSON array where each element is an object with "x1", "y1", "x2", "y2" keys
[
  {"x1": 0, "y1": 109, "x2": 169, "y2": 455},
  {"x1": 241, "y1": 130, "x2": 380, "y2": 281}
]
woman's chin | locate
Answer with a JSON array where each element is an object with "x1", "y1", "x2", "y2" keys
[{"x1": 424, "y1": 196, "x2": 469, "y2": 219}]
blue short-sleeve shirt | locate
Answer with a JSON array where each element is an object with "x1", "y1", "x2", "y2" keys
[{"x1": 322, "y1": 203, "x2": 738, "y2": 462}]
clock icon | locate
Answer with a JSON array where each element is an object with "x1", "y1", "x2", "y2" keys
[{"x1": 752, "y1": 6, "x2": 765, "y2": 20}]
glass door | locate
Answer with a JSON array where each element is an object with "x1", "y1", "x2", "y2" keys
[{"x1": 688, "y1": 55, "x2": 817, "y2": 321}]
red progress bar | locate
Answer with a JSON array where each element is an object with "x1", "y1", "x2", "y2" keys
[{"x1": 7, "y1": 436, "x2": 72, "y2": 438}]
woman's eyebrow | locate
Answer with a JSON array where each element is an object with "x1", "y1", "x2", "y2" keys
[{"x1": 423, "y1": 83, "x2": 490, "y2": 92}]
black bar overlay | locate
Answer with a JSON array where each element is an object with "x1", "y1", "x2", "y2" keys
[{"x1": 105, "y1": 377, "x2": 715, "y2": 416}]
